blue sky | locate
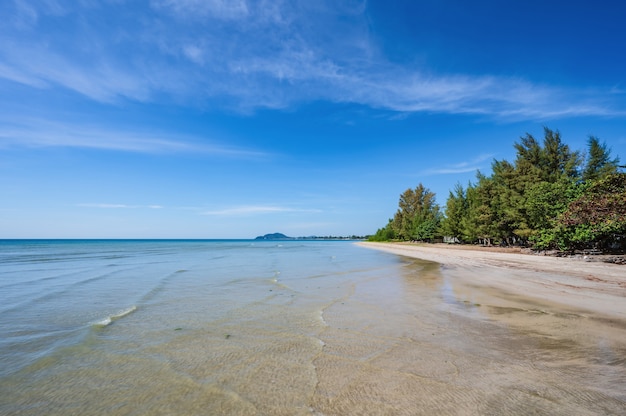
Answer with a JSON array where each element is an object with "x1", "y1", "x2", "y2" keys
[{"x1": 1, "y1": 0, "x2": 625, "y2": 238}]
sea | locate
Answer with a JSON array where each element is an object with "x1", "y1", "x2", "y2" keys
[{"x1": 1, "y1": 239, "x2": 625, "y2": 415}]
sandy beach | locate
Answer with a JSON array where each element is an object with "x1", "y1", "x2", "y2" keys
[{"x1": 359, "y1": 242, "x2": 626, "y2": 320}]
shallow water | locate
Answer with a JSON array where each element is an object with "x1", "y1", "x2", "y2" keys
[{"x1": 1, "y1": 240, "x2": 625, "y2": 415}]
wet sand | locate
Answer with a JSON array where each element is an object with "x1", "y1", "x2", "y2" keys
[
  {"x1": 314, "y1": 243, "x2": 626, "y2": 415},
  {"x1": 359, "y1": 242, "x2": 626, "y2": 320},
  {"x1": 317, "y1": 241, "x2": 626, "y2": 415}
]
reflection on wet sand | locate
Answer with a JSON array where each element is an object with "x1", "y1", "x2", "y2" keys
[{"x1": 312, "y1": 258, "x2": 626, "y2": 415}]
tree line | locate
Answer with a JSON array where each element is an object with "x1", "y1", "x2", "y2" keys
[{"x1": 369, "y1": 128, "x2": 626, "y2": 252}]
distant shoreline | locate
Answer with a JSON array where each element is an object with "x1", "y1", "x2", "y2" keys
[{"x1": 358, "y1": 241, "x2": 626, "y2": 319}]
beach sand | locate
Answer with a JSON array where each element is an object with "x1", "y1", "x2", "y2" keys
[
  {"x1": 306, "y1": 243, "x2": 626, "y2": 414},
  {"x1": 359, "y1": 242, "x2": 626, "y2": 320}
]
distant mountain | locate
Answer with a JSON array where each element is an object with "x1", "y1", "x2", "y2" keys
[{"x1": 254, "y1": 233, "x2": 293, "y2": 240}]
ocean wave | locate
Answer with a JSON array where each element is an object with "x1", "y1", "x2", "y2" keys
[{"x1": 93, "y1": 306, "x2": 137, "y2": 327}]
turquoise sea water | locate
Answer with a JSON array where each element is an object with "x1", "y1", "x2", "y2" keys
[
  {"x1": 1, "y1": 240, "x2": 625, "y2": 415},
  {"x1": 0, "y1": 240, "x2": 378, "y2": 377},
  {"x1": 0, "y1": 239, "x2": 409, "y2": 414}
]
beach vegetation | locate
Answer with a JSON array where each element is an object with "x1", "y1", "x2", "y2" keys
[
  {"x1": 369, "y1": 220, "x2": 396, "y2": 241},
  {"x1": 440, "y1": 183, "x2": 467, "y2": 240},
  {"x1": 391, "y1": 184, "x2": 441, "y2": 241},
  {"x1": 583, "y1": 136, "x2": 620, "y2": 181},
  {"x1": 551, "y1": 173, "x2": 626, "y2": 250},
  {"x1": 371, "y1": 128, "x2": 625, "y2": 252}
]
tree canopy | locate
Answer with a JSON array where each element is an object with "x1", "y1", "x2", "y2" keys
[
  {"x1": 391, "y1": 184, "x2": 441, "y2": 241},
  {"x1": 370, "y1": 128, "x2": 624, "y2": 252}
]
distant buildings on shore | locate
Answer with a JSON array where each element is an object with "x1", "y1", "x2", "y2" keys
[{"x1": 254, "y1": 233, "x2": 366, "y2": 241}]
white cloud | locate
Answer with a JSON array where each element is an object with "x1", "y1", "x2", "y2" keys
[
  {"x1": 423, "y1": 154, "x2": 495, "y2": 175},
  {"x1": 0, "y1": 37, "x2": 152, "y2": 103},
  {"x1": 8, "y1": 0, "x2": 66, "y2": 28},
  {"x1": 78, "y1": 203, "x2": 163, "y2": 209},
  {"x1": 285, "y1": 221, "x2": 334, "y2": 230},
  {"x1": 182, "y1": 44, "x2": 204, "y2": 64},
  {"x1": 1, "y1": 1, "x2": 624, "y2": 119},
  {"x1": 0, "y1": 62, "x2": 48, "y2": 88},
  {"x1": 0, "y1": 117, "x2": 269, "y2": 158},
  {"x1": 151, "y1": 0, "x2": 249, "y2": 20},
  {"x1": 201, "y1": 205, "x2": 322, "y2": 216},
  {"x1": 425, "y1": 166, "x2": 483, "y2": 175}
]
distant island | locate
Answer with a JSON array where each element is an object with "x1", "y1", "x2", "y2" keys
[
  {"x1": 255, "y1": 233, "x2": 292, "y2": 240},
  {"x1": 254, "y1": 233, "x2": 366, "y2": 241}
]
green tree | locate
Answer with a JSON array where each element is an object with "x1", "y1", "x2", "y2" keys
[
  {"x1": 513, "y1": 132, "x2": 543, "y2": 183},
  {"x1": 525, "y1": 180, "x2": 586, "y2": 249},
  {"x1": 490, "y1": 159, "x2": 526, "y2": 243},
  {"x1": 459, "y1": 173, "x2": 499, "y2": 245},
  {"x1": 368, "y1": 219, "x2": 396, "y2": 241},
  {"x1": 376, "y1": 127, "x2": 623, "y2": 251},
  {"x1": 392, "y1": 184, "x2": 440, "y2": 241},
  {"x1": 582, "y1": 136, "x2": 620, "y2": 181},
  {"x1": 441, "y1": 183, "x2": 467, "y2": 241},
  {"x1": 504, "y1": 127, "x2": 582, "y2": 244},
  {"x1": 554, "y1": 173, "x2": 626, "y2": 250},
  {"x1": 459, "y1": 182, "x2": 479, "y2": 243},
  {"x1": 513, "y1": 127, "x2": 581, "y2": 183},
  {"x1": 540, "y1": 128, "x2": 581, "y2": 182}
]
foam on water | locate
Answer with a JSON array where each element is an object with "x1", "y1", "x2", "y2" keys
[{"x1": 92, "y1": 305, "x2": 137, "y2": 327}]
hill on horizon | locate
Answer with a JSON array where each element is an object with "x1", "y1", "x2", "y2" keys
[{"x1": 254, "y1": 233, "x2": 293, "y2": 240}]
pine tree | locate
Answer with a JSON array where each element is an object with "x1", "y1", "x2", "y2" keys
[
  {"x1": 392, "y1": 184, "x2": 439, "y2": 241},
  {"x1": 582, "y1": 136, "x2": 620, "y2": 181},
  {"x1": 441, "y1": 183, "x2": 467, "y2": 241}
]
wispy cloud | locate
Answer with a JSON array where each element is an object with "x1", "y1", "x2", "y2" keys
[
  {"x1": 285, "y1": 221, "x2": 335, "y2": 230},
  {"x1": 201, "y1": 205, "x2": 322, "y2": 216},
  {"x1": 78, "y1": 203, "x2": 163, "y2": 209},
  {"x1": 0, "y1": 117, "x2": 269, "y2": 158},
  {"x1": 151, "y1": 0, "x2": 250, "y2": 20},
  {"x1": 1, "y1": 1, "x2": 624, "y2": 119},
  {"x1": 0, "y1": 40, "x2": 152, "y2": 103},
  {"x1": 422, "y1": 154, "x2": 495, "y2": 175}
]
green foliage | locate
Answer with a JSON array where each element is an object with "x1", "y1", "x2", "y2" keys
[
  {"x1": 524, "y1": 180, "x2": 587, "y2": 248},
  {"x1": 525, "y1": 181, "x2": 580, "y2": 230},
  {"x1": 514, "y1": 128, "x2": 580, "y2": 181},
  {"x1": 413, "y1": 217, "x2": 440, "y2": 241},
  {"x1": 390, "y1": 184, "x2": 440, "y2": 241},
  {"x1": 368, "y1": 220, "x2": 396, "y2": 241},
  {"x1": 582, "y1": 136, "x2": 620, "y2": 181},
  {"x1": 440, "y1": 184, "x2": 467, "y2": 240},
  {"x1": 552, "y1": 173, "x2": 626, "y2": 250},
  {"x1": 540, "y1": 128, "x2": 581, "y2": 182},
  {"x1": 372, "y1": 129, "x2": 623, "y2": 252},
  {"x1": 470, "y1": 173, "x2": 499, "y2": 244}
]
